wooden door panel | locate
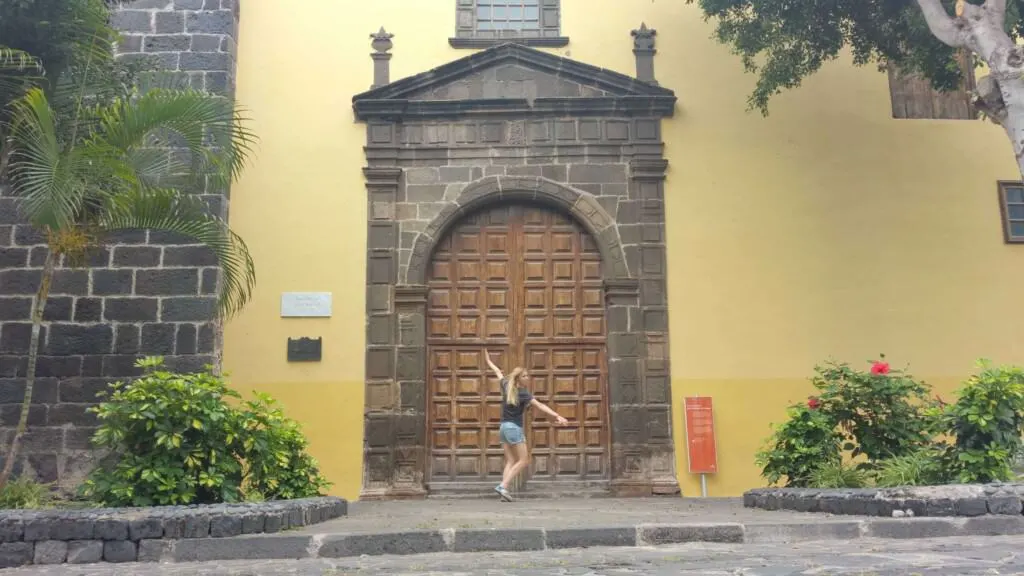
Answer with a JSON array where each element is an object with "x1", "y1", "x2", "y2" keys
[{"x1": 427, "y1": 203, "x2": 609, "y2": 484}]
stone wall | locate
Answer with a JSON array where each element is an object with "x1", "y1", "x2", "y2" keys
[
  {"x1": 0, "y1": 496, "x2": 346, "y2": 567},
  {"x1": 0, "y1": 0, "x2": 239, "y2": 490},
  {"x1": 745, "y1": 484, "x2": 1024, "y2": 517}
]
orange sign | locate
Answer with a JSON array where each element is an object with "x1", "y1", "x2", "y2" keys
[{"x1": 684, "y1": 397, "x2": 718, "y2": 474}]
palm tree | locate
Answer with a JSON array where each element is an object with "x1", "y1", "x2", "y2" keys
[{"x1": 0, "y1": 83, "x2": 257, "y2": 487}]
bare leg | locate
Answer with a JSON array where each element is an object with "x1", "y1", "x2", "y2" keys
[
  {"x1": 500, "y1": 443, "x2": 516, "y2": 489},
  {"x1": 508, "y1": 443, "x2": 530, "y2": 486}
]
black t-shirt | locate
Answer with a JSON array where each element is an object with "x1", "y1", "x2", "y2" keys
[{"x1": 500, "y1": 378, "x2": 534, "y2": 427}]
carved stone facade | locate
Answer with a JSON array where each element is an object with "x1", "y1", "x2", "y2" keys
[{"x1": 354, "y1": 42, "x2": 679, "y2": 498}]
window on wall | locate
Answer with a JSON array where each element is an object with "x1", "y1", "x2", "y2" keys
[
  {"x1": 451, "y1": 0, "x2": 567, "y2": 48},
  {"x1": 999, "y1": 182, "x2": 1024, "y2": 243},
  {"x1": 887, "y1": 52, "x2": 976, "y2": 120}
]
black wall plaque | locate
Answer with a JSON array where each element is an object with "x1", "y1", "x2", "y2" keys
[{"x1": 287, "y1": 337, "x2": 322, "y2": 362}]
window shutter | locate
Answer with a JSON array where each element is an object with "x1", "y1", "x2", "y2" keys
[{"x1": 888, "y1": 51, "x2": 976, "y2": 120}]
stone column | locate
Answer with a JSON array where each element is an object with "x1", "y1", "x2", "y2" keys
[
  {"x1": 362, "y1": 167, "x2": 402, "y2": 499},
  {"x1": 629, "y1": 158, "x2": 678, "y2": 495},
  {"x1": 393, "y1": 284, "x2": 428, "y2": 497},
  {"x1": 631, "y1": 23, "x2": 657, "y2": 85}
]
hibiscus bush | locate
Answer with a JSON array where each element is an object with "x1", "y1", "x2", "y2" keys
[{"x1": 758, "y1": 356, "x2": 1024, "y2": 488}]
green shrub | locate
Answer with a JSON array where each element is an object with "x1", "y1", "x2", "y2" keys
[
  {"x1": 873, "y1": 448, "x2": 948, "y2": 487},
  {"x1": 756, "y1": 402, "x2": 842, "y2": 487},
  {"x1": 939, "y1": 362, "x2": 1024, "y2": 484},
  {"x1": 81, "y1": 357, "x2": 330, "y2": 507},
  {"x1": 0, "y1": 477, "x2": 52, "y2": 509},
  {"x1": 239, "y1": 394, "x2": 330, "y2": 500},
  {"x1": 812, "y1": 357, "x2": 936, "y2": 464},
  {"x1": 809, "y1": 461, "x2": 871, "y2": 489}
]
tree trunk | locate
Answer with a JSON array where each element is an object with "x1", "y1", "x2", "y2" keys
[{"x1": 0, "y1": 248, "x2": 56, "y2": 489}]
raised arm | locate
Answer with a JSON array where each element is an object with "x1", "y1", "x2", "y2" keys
[
  {"x1": 530, "y1": 398, "x2": 569, "y2": 425},
  {"x1": 484, "y1": 349, "x2": 504, "y2": 380}
]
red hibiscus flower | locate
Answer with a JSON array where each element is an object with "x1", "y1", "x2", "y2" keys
[
  {"x1": 807, "y1": 397, "x2": 821, "y2": 409},
  {"x1": 870, "y1": 361, "x2": 890, "y2": 375}
]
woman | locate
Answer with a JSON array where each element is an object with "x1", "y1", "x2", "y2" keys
[{"x1": 485, "y1": 349, "x2": 568, "y2": 502}]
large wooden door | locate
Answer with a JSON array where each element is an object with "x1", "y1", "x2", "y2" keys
[{"x1": 426, "y1": 203, "x2": 609, "y2": 485}]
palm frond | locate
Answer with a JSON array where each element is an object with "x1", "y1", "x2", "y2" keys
[
  {"x1": 6, "y1": 88, "x2": 93, "y2": 231},
  {"x1": 99, "y1": 188, "x2": 255, "y2": 318},
  {"x1": 0, "y1": 47, "x2": 43, "y2": 97},
  {"x1": 95, "y1": 89, "x2": 257, "y2": 193}
]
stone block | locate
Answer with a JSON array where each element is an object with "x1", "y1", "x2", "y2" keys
[
  {"x1": 319, "y1": 531, "x2": 447, "y2": 557},
  {"x1": 0, "y1": 518, "x2": 23, "y2": 542},
  {"x1": 33, "y1": 540, "x2": 67, "y2": 564},
  {"x1": 639, "y1": 524, "x2": 744, "y2": 545},
  {"x1": 130, "y1": 517, "x2": 164, "y2": 541},
  {"x1": 47, "y1": 324, "x2": 114, "y2": 355},
  {"x1": 94, "y1": 518, "x2": 129, "y2": 541},
  {"x1": 49, "y1": 515, "x2": 94, "y2": 540},
  {"x1": 66, "y1": 540, "x2": 103, "y2": 564},
  {"x1": 987, "y1": 496, "x2": 1022, "y2": 515},
  {"x1": 161, "y1": 297, "x2": 217, "y2": 321},
  {"x1": 545, "y1": 527, "x2": 636, "y2": 549},
  {"x1": 154, "y1": 11, "x2": 185, "y2": 33},
  {"x1": 171, "y1": 535, "x2": 312, "y2": 562},
  {"x1": 744, "y1": 521, "x2": 863, "y2": 543},
  {"x1": 184, "y1": 513, "x2": 211, "y2": 538},
  {"x1": 963, "y1": 515, "x2": 1024, "y2": 536},
  {"x1": 104, "y1": 298, "x2": 159, "y2": 322},
  {"x1": 955, "y1": 498, "x2": 989, "y2": 517},
  {"x1": 241, "y1": 513, "x2": 265, "y2": 535},
  {"x1": 103, "y1": 540, "x2": 137, "y2": 563},
  {"x1": 210, "y1": 514, "x2": 242, "y2": 538},
  {"x1": 865, "y1": 518, "x2": 960, "y2": 539},
  {"x1": 137, "y1": 539, "x2": 171, "y2": 562},
  {"x1": 924, "y1": 498, "x2": 956, "y2": 517},
  {"x1": 141, "y1": 323, "x2": 176, "y2": 355},
  {"x1": 112, "y1": 246, "x2": 161, "y2": 267},
  {"x1": 73, "y1": 298, "x2": 103, "y2": 322},
  {"x1": 136, "y1": 269, "x2": 199, "y2": 295},
  {"x1": 0, "y1": 542, "x2": 33, "y2": 568},
  {"x1": 452, "y1": 529, "x2": 545, "y2": 552}
]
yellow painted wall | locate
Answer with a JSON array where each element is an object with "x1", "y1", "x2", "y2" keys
[{"x1": 227, "y1": 0, "x2": 1024, "y2": 500}]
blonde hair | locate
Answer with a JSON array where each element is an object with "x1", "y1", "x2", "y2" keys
[{"x1": 505, "y1": 367, "x2": 524, "y2": 406}]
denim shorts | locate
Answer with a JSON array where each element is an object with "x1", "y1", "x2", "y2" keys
[{"x1": 499, "y1": 422, "x2": 525, "y2": 445}]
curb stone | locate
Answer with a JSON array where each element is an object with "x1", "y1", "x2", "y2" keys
[{"x1": 125, "y1": 515, "x2": 1024, "y2": 564}]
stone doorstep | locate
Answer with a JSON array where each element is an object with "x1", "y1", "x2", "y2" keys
[{"x1": 120, "y1": 516, "x2": 1024, "y2": 564}]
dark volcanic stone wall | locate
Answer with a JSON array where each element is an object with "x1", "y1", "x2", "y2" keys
[{"x1": 0, "y1": 0, "x2": 239, "y2": 490}]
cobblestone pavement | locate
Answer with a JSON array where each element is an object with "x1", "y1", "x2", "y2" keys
[{"x1": 5, "y1": 535, "x2": 1024, "y2": 575}]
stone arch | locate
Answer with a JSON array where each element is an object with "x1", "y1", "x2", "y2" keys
[{"x1": 405, "y1": 175, "x2": 630, "y2": 286}]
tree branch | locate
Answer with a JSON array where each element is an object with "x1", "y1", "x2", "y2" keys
[
  {"x1": 915, "y1": 0, "x2": 967, "y2": 47},
  {"x1": 986, "y1": 0, "x2": 1008, "y2": 23}
]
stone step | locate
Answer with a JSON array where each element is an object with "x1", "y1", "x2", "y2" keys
[{"x1": 425, "y1": 480, "x2": 611, "y2": 500}]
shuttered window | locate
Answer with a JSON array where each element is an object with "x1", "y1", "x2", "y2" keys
[
  {"x1": 451, "y1": 0, "x2": 567, "y2": 48},
  {"x1": 887, "y1": 52, "x2": 976, "y2": 120}
]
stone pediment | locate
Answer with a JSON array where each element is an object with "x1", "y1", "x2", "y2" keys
[{"x1": 353, "y1": 43, "x2": 676, "y2": 121}]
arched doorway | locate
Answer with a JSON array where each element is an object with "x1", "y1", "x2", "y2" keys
[{"x1": 426, "y1": 202, "x2": 610, "y2": 489}]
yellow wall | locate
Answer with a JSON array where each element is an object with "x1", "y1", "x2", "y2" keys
[{"x1": 227, "y1": 0, "x2": 1024, "y2": 500}]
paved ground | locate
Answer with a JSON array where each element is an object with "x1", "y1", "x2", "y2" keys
[
  {"x1": 301, "y1": 498, "x2": 830, "y2": 534},
  {"x1": 4, "y1": 535, "x2": 1024, "y2": 575}
]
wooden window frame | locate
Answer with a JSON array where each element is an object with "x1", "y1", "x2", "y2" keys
[
  {"x1": 887, "y1": 51, "x2": 977, "y2": 120},
  {"x1": 998, "y1": 181, "x2": 1024, "y2": 244},
  {"x1": 450, "y1": 0, "x2": 568, "y2": 48}
]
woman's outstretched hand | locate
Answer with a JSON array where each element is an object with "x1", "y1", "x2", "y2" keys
[{"x1": 556, "y1": 415, "x2": 569, "y2": 425}]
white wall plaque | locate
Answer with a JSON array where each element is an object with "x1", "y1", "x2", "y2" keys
[{"x1": 281, "y1": 292, "x2": 333, "y2": 318}]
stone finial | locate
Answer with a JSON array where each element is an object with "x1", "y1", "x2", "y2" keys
[
  {"x1": 370, "y1": 27, "x2": 394, "y2": 89},
  {"x1": 631, "y1": 23, "x2": 658, "y2": 84}
]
